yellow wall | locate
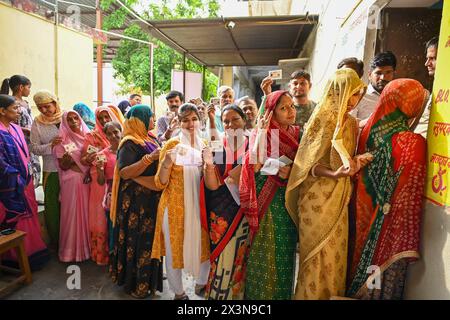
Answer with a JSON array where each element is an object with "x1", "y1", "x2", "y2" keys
[
  {"x1": 0, "y1": 2, "x2": 93, "y2": 115},
  {"x1": 221, "y1": 66, "x2": 233, "y2": 87},
  {"x1": 57, "y1": 26, "x2": 93, "y2": 110}
]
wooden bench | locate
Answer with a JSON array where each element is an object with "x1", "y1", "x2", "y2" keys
[{"x1": 0, "y1": 230, "x2": 32, "y2": 298}]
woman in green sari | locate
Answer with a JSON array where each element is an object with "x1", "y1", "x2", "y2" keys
[{"x1": 240, "y1": 90, "x2": 299, "y2": 299}]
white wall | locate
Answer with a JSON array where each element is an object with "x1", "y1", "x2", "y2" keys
[
  {"x1": 404, "y1": 202, "x2": 450, "y2": 299},
  {"x1": 297, "y1": 0, "x2": 384, "y2": 101}
]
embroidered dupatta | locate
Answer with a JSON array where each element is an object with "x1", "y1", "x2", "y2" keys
[
  {"x1": 239, "y1": 90, "x2": 300, "y2": 241},
  {"x1": 347, "y1": 79, "x2": 428, "y2": 297}
]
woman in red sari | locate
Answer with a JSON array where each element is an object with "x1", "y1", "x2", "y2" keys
[
  {"x1": 240, "y1": 90, "x2": 299, "y2": 299},
  {"x1": 347, "y1": 79, "x2": 428, "y2": 299},
  {"x1": 81, "y1": 106, "x2": 118, "y2": 265}
]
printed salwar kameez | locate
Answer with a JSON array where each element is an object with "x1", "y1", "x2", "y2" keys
[
  {"x1": 109, "y1": 105, "x2": 163, "y2": 298},
  {"x1": 202, "y1": 139, "x2": 250, "y2": 300}
]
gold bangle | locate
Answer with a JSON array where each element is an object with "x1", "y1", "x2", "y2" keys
[
  {"x1": 142, "y1": 155, "x2": 153, "y2": 165},
  {"x1": 311, "y1": 163, "x2": 319, "y2": 178}
]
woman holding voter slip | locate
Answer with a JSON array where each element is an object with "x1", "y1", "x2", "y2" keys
[
  {"x1": 347, "y1": 79, "x2": 428, "y2": 300},
  {"x1": 201, "y1": 104, "x2": 250, "y2": 300},
  {"x1": 30, "y1": 90, "x2": 64, "y2": 248},
  {"x1": 240, "y1": 90, "x2": 299, "y2": 300},
  {"x1": 80, "y1": 106, "x2": 119, "y2": 265},
  {"x1": 285, "y1": 68, "x2": 369, "y2": 300},
  {"x1": 0, "y1": 94, "x2": 49, "y2": 270},
  {"x1": 151, "y1": 103, "x2": 210, "y2": 300},
  {"x1": 53, "y1": 110, "x2": 91, "y2": 262},
  {"x1": 109, "y1": 105, "x2": 163, "y2": 299}
]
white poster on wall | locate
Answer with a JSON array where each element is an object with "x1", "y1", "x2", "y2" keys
[
  {"x1": 339, "y1": 2, "x2": 373, "y2": 59},
  {"x1": 171, "y1": 69, "x2": 203, "y2": 102}
]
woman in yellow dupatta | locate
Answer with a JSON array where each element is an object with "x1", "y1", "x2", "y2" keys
[
  {"x1": 109, "y1": 104, "x2": 163, "y2": 298},
  {"x1": 107, "y1": 104, "x2": 125, "y2": 125},
  {"x1": 286, "y1": 68, "x2": 368, "y2": 300}
]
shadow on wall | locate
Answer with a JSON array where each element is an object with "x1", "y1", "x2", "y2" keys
[
  {"x1": 405, "y1": 200, "x2": 450, "y2": 299},
  {"x1": 405, "y1": 106, "x2": 450, "y2": 299}
]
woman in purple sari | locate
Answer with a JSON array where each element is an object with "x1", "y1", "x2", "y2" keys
[{"x1": 0, "y1": 94, "x2": 49, "y2": 270}]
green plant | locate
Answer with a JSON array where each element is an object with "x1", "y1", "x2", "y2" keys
[{"x1": 101, "y1": 0, "x2": 220, "y2": 100}]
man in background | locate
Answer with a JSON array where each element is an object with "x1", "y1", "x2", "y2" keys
[
  {"x1": 261, "y1": 69, "x2": 316, "y2": 139},
  {"x1": 413, "y1": 36, "x2": 439, "y2": 138},
  {"x1": 337, "y1": 57, "x2": 365, "y2": 78},
  {"x1": 118, "y1": 93, "x2": 142, "y2": 115},
  {"x1": 350, "y1": 51, "x2": 397, "y2": 127},
  {"x1": 157, "y1": 90, "x2": 184, "y2": 142}
]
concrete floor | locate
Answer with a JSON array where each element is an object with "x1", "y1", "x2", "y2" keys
[
  {"x1": 2, "y1": 186, "x2": 203, "y2": 300},
  {"x1": 3, "y1": 186, "x2": 299, "y2": 300},
  {"x1": 3, "y1": 251, "x2": 204, "y2": 300}
]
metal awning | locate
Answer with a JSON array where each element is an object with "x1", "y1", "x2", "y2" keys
[
  {"x1": 141, "y1": 15, "x2": 318, "y2": 67},
  {"x1": 34, "y1": 0, "x2": 136, "y2": 62}
]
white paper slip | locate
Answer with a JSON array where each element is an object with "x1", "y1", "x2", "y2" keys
[
  {"x1": 96, "y1": 154, "x2": 107, "y2": 162},
  {"x1": 224, "y1": 176, "x2": 240, "y2": 205},
  {"x1": 175, "y1": 144, "x2": 203, "y2": 166},
  {"x1": 63, "y1": 142, "x2": 77, "y2": 154},
  {"x1": 278, "y1": 155, "x2": 293, "y2": 166},
  {"x1": 87, "y1": 145, "x2": 99, "y2": 154},
  {"x1": 260, "y1": 158, "x2": 284, "y2": 175},
  {"x1": 210, "y1": 140, "x2": 223, "y2": 152},
  {"x1": 269, "y1": 69, "x2": 283, "y2": 80}
]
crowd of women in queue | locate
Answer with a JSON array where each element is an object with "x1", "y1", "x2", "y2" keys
[{"x1": 0, "y1": 67, "x2": 427, "y2": 300}]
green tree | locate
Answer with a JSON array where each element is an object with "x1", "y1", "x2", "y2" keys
[{"x1": 100, "y1": 0, "x2": 220, "y2": 101}]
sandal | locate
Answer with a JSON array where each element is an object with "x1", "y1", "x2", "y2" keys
[
  {"x1": 174, "y1": 293, "x2": 189, "y2": 300},
  {"x1": 195, "y1": 284, "x2": 206, "y2": 296},
  {"x1": 130, "y1": 291, "x2": 150, "y2": 299}
]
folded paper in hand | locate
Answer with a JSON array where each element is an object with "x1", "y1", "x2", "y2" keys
[
  {"x1": 175, "y1": 144, "x2": 203, "y2": 166},
  {"x1": 210, "y1": 140, "x2": 223, "y2": 152},
  {"x1": 87, "y1": 145, "x2": 99, "y2": 154},
  {"x1": 261, "y1": 158, "x2": 282, "y2": 175},
  {"x1": 96, "y1": 154, "x2": 107, "y2": 162},
  {"x1": 260, "y1": 156, "x2": 292, "y2": 175},
  {"x1": 224, "y1": 176, "x2": 240, "y2": 205},
  {"x1": 63, "y1": 142, "x2": 77, "y2": 154}
]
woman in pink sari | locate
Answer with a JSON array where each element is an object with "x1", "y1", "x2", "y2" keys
[
  {"x1": 96, "y1": 121, "x2": 122, "y2": 253},
  {"x1": 80, "y1": 107, "x2": 118, "y2": 265},
  {"x1": 54, "y1": 111, "x2": 91, "y2": 262},
  {"x1": 0, "y1": 94, "x2": 49, "y2": 270}
]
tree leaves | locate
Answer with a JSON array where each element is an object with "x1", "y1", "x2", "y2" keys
[{"x1": 101, "y1": 0, "x2": 220, "y2": 99}]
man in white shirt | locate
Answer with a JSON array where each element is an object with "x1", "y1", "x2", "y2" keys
[
  {"x1": 413, "y1": 37, "x2": 439, "y2": 138},
  {"x1": 350, "y1": 51, "x2": 397, "y2": 127},
  {"x1": 157, "y1": 90, "x2": 184, "y2": 142}
]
